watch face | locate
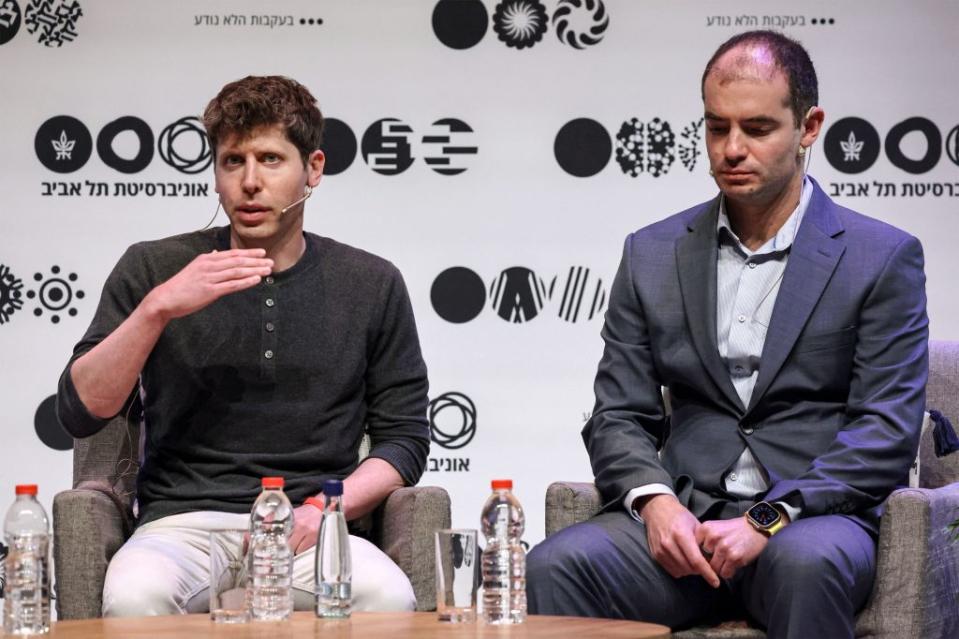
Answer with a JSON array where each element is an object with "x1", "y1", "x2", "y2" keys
[{"x1": 748, "y1": 502, "x2": 780, "y2": 527}]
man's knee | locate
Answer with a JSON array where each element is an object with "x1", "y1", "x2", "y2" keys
[{"x1": 102, "y1": 560, "x2": 181, "y2": 617}]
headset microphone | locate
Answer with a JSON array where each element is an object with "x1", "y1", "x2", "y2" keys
[{"x1": 280, "y1": 185, "x2": 313, "y2": 215}]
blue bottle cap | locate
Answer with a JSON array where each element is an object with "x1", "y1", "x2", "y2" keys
[{"x1": 323, "y1": 479, "x2": 344, "y2": 496}]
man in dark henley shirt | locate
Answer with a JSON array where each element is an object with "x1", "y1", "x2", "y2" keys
[{"x1": 56, "y1": 76, "x2": 430, "y2": 616}]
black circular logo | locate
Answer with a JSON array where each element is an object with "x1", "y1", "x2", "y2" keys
[
  {"x1": 431, "y1": 267, "x2": 486, "y2": 324},
  {"x1": 24, "y1": 0, "x2": 83, "y2": 47},
  {"x1": 26, "y1": 265, "x2": 84, "y2": 324},
  {"x1": 0, "y1": 263, "x2": 24, "y2": 325},
  {"x1": 946, "y1": 125, "x2": 959, "y2": 168},
  {"x1": 34, "y1": 395, "x2": 73, "y2": 451},
  {"x1": 97, "y1": 116, "x2": 154, "y2": 174},
  {"x1": 490, "y1": 267, "x2": 551, "y2": 323},
  {"x1": 35, "y1": 115, "x2": 93, "y2": 173},
  {"x1": 0, "y1": 0, "x2": 22, "y2": 45},
  {"x1": 884, "y1": 117, "x2": 941, "y2": 175},
  {"x1": 823, "y1": 117, "x2": 880, "y2": 174},
  {"x1": 321, "y1": 118, "x2": 358, "y2": 176},
  {"x1": 432, "y1": 0, "x2": 487, "y2": 50},
  {"x1": 555, "y1": 118, "x2": 612, "y2": 177},
  {"x1": 493, "y1": 0, "x2": 548, "y2": 49},
  {"x1": 423, "y1": 118, "x2": 477, "y2": 175},
  {"x1": 553, "y1": 0, "x2": 609, "y2": 49},
  {"x1": 429, "y1": 392, "x2": 477, "y2": 450},
  {"x1": 158, "y1": 117, "x2": 212, "y2": 174},
  {"x1": 361, "y1": 118, "x2": 415, "y2": 175}
]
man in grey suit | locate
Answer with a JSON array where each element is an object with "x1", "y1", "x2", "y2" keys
[{"x1": 526, "y1": 31, "x2": 928, "y2": 639}]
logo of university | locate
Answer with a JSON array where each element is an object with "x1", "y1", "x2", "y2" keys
[
  {"x1": 492, "y1": 0, "x2": 547, "y2": 49},
  {"x1": 24, "y1": 0, "x2": 82, "y2": 47},
  {"x1": 361, "y1": 118, "x2": 415, "y2": 175},
  {"x1": 553, "y1": 0, "x2": 609, "y2": 49},
  {"x1": 35, "y1": 115, "x2": 92, "y2": 173},
  {"x1": 823, "y1": 117, "x2": 881, "y2": 174},
  {"x1": 0, "y1": 263, "x2": 24, "y2": 324},
  {"x1": 429, "y1": 392, "x2": 477, "y2": 450}
]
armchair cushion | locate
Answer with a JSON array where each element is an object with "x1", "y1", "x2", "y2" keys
[{"x1": 372, "y1": 485, "x2": 451, "y2": 612}]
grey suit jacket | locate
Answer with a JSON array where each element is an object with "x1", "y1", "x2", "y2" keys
[{"x1": 583, "y1": 178, "x2": 929, "y2": 535}]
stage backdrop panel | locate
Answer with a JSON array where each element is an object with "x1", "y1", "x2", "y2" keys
[{"x1": 1, "y1": 0, "x2": 956, "y2": 564}]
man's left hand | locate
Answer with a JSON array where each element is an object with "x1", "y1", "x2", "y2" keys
[
  {"x1": 695, "y1": 517, "x2": 769, "y2": 580},
  {"x1": 289, "y1": 504, "x2": 324, "y2": 555}
]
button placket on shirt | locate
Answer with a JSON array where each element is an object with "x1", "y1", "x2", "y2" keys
[{"x1": 261, "y1": 277, "x2": 278, "y2": 379}]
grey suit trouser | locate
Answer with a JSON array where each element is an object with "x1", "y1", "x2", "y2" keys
[{"x1": 527, "y1": 511, "x2": 876, "y2": 639}]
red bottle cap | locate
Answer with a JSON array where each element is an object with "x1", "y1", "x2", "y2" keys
[
  {"x1": 261, "y1": 477, "x2": 284, "y2": 489},
  {"x1": 491, "y1": 479, "x2": 512, "y2": 490},
  {"x1": 15, "y1": 485, "x2": 38, "y2": 495}
]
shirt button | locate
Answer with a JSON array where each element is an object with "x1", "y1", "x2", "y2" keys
[
  {"x1": 737, "y1": 314, "x2": 746, "y2": 323},
  {"x1": 264, "y1": 350, "x2": 274, "y2": 359},
  {"x1": 265, "y1": 298, "x2": 275, "y2": 308},
  {"x1": 728, "y1": 473, "x2": 738, "y2": 482},
  {"x1": 748, "y1": 262, "x2": 757, "y2": 269},
  {"x1": 265, "y1": 322, "x2": 275, "y2": 332},
  {"x1": 742, "y1": 426, "x2": 754, "y2": 435},
  {"x1": 265, "y1": 276, "x2": 275, "y2": 284}
]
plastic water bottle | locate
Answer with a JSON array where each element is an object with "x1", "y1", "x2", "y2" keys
[
  {"x1": 249, "y1": 477, "x2": 294, "y2": 621},
  {"x1": 3, "y1": 484, "x2": 50, "y2": 635},
  {"x1": 480, "y1": 479, "x2": 526, "y2": 624},
  {"x1": 314, "y1": 479, "x2": 352, "y2": 618}
]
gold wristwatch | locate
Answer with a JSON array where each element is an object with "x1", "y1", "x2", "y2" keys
[{"x1": 745, "y1": 501, "x2": 786, "y2": 536}]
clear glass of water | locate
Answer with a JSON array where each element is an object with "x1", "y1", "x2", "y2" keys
[
  {"x1": 435, "y1": 528, "x2": 479, "y2": 623},
  {"x1": 209, "y1": 529, "x2": 251, "y2": 623}
]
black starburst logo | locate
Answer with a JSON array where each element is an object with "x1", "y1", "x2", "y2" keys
[
  {"x1": 0, "y1": 263, "x2": 24, "y2": 325},
  {"x1": 493, "y1": 0, "x2": 547, "y2": 49}
]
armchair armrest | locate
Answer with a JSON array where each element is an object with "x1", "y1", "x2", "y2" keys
[
  {"x1": 545, "y1": 481, "x2": 602, "y2": 538},
  {"x1": 372, "y1": 485, "x2": 451, "y2": 612},
  {"x1": 52, "y1": 486, "x2": 132, "y2": 620},
  {"x1": 856, "y1": 483, "x2": 959, "y2": 639}
]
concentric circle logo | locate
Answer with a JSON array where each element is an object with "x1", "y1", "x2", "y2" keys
[
  {"x1": 429, "y1": 392, "x2": 477, "y2": 450},
  {"x1": 26, "y1": 265, "x2": 84, "y2": 324},
  {"x1": 158, "y1": 117, "x2": 212, "y2": 174}
]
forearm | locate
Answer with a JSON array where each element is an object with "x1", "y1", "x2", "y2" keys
[
  {"x1": 69, "y1": 294, "x2": 168, "y2": 419},
  {"x1": 339, "y1": 457, "x2": 405, "y2": 521}
]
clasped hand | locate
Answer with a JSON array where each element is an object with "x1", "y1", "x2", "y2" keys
[{"x1": 638, "y1": 494, "x2": 769, "y2": 587}]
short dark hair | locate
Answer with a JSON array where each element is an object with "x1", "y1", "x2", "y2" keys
[
  {"x1": 202, "y1": 75, "x2": 324, "y2": 165},
  {"x1": 701, "y1": 30, "x2": 818, "y2": 127}
]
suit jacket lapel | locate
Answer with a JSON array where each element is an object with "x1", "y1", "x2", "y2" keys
[
  {"x1": 746, "y1": 182, "x2": 846, "y2": 414},
  {"x1": 676, "y1": 198, "x2": 746, "y2": 414}
]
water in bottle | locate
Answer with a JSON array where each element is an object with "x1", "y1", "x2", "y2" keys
[
  {"x1": 315, "y1": 479, "x2": 352, "y2": 618},
  {"x1": 249, "y1": 476, "x2": 294, "y2": 621},
  {"x1": 480, "y1": 478, "x2": 526, "y2": 624},
  {"x1": 3, "y1": 484, "x2": 50, "y2": 635}
]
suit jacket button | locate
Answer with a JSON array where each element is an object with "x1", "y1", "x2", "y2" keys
[{"x1": 741, "y1": 426, "x2": 754, "y2": 435}]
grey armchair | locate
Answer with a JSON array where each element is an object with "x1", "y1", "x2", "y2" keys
[
  {"x1": 52, "y1": 413, "x2": 451, "y2": 619},
  {"x1": 545, "y1": 340, "x2": 959, "y2": 639}
]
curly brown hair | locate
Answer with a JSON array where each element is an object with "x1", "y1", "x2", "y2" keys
[{"x1": 202, "y1": 75, "x2": 324, "y2": 165}]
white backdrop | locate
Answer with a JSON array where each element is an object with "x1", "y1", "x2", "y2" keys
[{"x1": 1, "y1": 0, "x2": 957, "y2": 558}]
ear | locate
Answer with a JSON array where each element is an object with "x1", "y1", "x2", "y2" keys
[
  {"x1": 307, "y1": 149, "x2": 325, "y2": 188},
  {"x1": 800, "y1": 106, "x2": 825, "y2": 149}
]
